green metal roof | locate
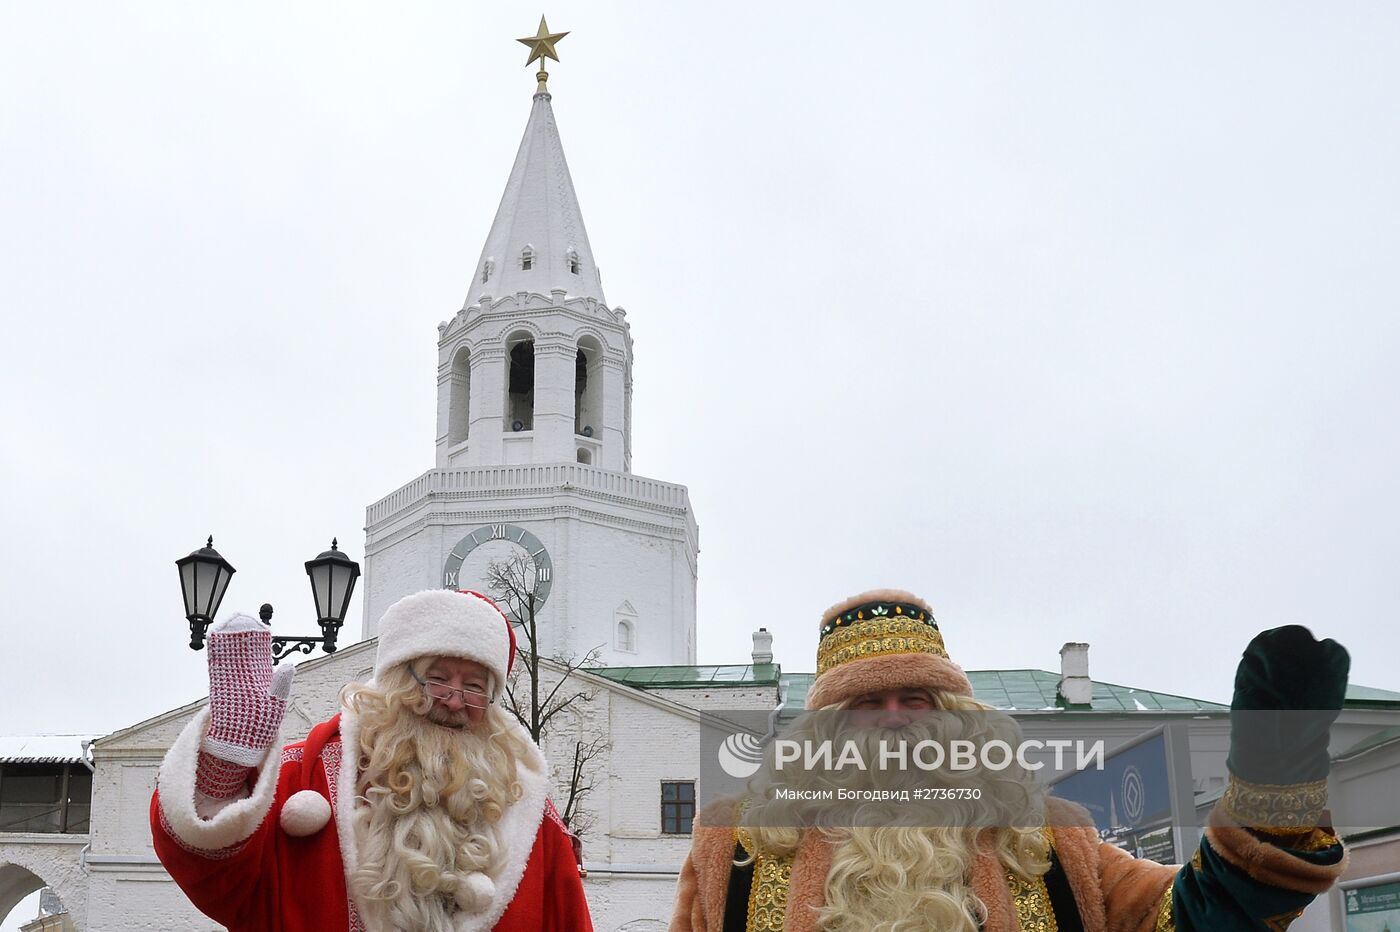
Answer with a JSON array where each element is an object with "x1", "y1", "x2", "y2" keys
[
  {"x1": 587, "y1": 663, "x2": 781, "y2": 689},
  {"x1": 780, "y1": 672, "x2": 812, "y2": 710},
  {"x1": 1335, "y1": 725, "x2": 1400, "y2": 762},
  {"x1": 966, "y1": 670, "x2": 1228, "y2": 712},
  {"x1": 591, "y1": 664, "x2": 1226, "y2": 712},
  {"x1": 1345, "y1": 684, "x2": 1400, "y2": 708}
]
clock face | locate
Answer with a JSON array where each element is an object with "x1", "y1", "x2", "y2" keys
[{"x1": 441, "y1": 523, "x2": 553, "y2": 620}]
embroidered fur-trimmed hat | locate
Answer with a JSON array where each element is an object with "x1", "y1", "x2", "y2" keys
[
  {"x1": 373, "y1": 588, "x2": 517, "y2": 689},
  {"x1": 806, "y1": 588, "x2": 973, "y2": 710}
]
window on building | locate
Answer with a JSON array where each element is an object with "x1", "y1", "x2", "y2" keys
[
  {"x1": 481, "y1": 259, "x2": 494, "y2": 284},
  {"x1": 567, "y1": 249, "x2": 580, "y2": 274},
  {"x1": 521, "y1": 246, "x2": 535, "y2": 271},
  {"x1": 661, "y1": 781, "x2": 695, "y2": 834},
  {"x1": 617, "y1": 619, "x2": 635, "y2": 652}
]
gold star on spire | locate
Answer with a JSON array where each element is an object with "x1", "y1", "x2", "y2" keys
[{"x1": 517, "y1": 16, "x2": 569, "y2": 94}]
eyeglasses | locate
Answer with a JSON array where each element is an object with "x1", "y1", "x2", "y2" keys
[{"x1": 408, "y1": 666, "x2": 493, "y2": 707}]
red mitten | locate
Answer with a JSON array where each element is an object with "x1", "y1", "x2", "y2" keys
[{"x1": 195, "y1": 613, "x2": 295, "y2": 799}]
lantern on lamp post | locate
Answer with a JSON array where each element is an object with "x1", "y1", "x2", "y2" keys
[
  {"x1": 175, "y1": 537, "x2": 236, "y2": 650},
  {"x1": 175, "y1": 536, "x2": 361, "y2": 664},
  {"x1": 304, "y1": 538, "x2": 361, "y2": 654}
]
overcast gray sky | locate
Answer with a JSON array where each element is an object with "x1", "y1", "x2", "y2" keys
[{"x1": 2, "y1": 2, "x2": 1398, "y2": 741}]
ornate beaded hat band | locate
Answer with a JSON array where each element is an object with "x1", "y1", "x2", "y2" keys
[
  {"x1": 807, "y1": 588, "x2": 973, "y2": 709},
  {"x1": 815, "y1": 599, "x2": 946, "y2": 675}
]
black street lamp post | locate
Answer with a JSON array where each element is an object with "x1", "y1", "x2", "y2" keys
[{"x1": 175, "y1": 537, "x2": 361, "y2": 664}]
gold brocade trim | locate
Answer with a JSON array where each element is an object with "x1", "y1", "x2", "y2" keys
[
  {"x1": 1258, "y1": 825, "x2": 1315, "y2": 840},
  {"x1": 1288, "y1": 830, "x2": 1340, "y2": 853},
  {"x1": 1153, "y1": 883, "x2": 1175, "y2": 932},
  {"x1": 1221, "y1": 774, "x2": 1328, "y2": 830},
  {"x1": 1005, "y1": 868, "x2": 1058, "y2": 932},
  {"x1": 736, "y1": 827, "x2": 792, "y2": 932},
  {"x1": 816, "y1": 618, "x2": 948, "y2": 674}
]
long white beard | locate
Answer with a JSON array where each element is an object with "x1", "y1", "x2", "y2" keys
[
  {"x1": 820, "y1": 826, "x2": 984, "y2": 932},
  {"x1": 349, "y1": 709, "x2": 520, "y2": 932},
  {"x1": 740, "y1": 704, "x2": 1050, "y2": 932}
]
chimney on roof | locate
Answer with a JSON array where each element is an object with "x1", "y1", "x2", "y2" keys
[
  {"x1": 1058, "y1": 642, "x2": 1092, "y2": 707},
  {"x1": 752, "y1": 627, "x2": 774, "y2": 665}
]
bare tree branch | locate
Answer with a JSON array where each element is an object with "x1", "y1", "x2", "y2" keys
[
  {"x1": 560, "y1": 735, "x2": 607, "y2": 835},
  {"x1": 537, "y1": 692, "x2": 594, "y2": 733},
  {"x1": 484, "y1": 550, "x2": 610, "y2": 841},
  {"x1": 535, "y1": 647, "x2": 603, "y2": 715},
  {"x1": 501, "y1": 677, "x2": 530, "y2": 732}
]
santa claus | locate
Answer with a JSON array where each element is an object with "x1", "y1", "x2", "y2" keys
[{"x1": 152, "y1": 588, "x2": 592, "y2": 931}]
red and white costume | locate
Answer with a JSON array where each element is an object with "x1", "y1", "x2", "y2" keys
[{"x1": 152, "y1": 705, "x2": 590, "y2": 931}]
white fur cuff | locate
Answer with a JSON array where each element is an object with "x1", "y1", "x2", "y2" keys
[{"x1": 157, "y1": 707, "x2": 283, "y2": 852}]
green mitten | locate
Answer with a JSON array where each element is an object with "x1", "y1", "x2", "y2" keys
[{"x1": 1227, "y1": 625, "x2": 1350, "y2": 788}]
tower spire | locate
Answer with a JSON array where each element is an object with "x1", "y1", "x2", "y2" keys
[{"x1": 464, "y1": 17, "x2": 602, "y2": 309}]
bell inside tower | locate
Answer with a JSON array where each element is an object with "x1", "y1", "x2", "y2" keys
[
  {"x1": 507, "y1": 337, "x2": 535, "y2": 431},
  {"x1": 575, "y1": 336, "x2": 603, "y2": 446}
]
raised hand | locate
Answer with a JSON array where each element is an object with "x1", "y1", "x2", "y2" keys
[
  {"x1": 1230, "y1": 625, "x2": 1350, "y2": 714},
  {"x1": 1223, "y1": 625, "x2": 1349, "y2": 834},
  {"x1": 196, "y1": 613, "x2": 295, "y2": 799}
]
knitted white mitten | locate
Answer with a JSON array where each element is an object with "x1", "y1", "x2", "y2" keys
[{"x1": 195, "y1": 613, "x2": 295, "y2": 799}]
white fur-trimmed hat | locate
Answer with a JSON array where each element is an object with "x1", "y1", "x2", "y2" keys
[{"x1": 373, "y1": 589, "x2": 517, "y2": 688}]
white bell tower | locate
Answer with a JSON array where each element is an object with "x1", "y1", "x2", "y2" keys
[
  {"x1": 438, "y1": 81, "x2": 629, "y2": 473},
  {"x1": 361, "y1": 41, "x2": 698, "y2": 668}
]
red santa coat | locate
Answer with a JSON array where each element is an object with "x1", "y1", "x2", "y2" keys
[{"x1": 151, "y1": 706, "x2": 592, "y2": 932}]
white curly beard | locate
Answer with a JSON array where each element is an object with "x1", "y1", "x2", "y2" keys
[{"x1": 349, "y1": 705, "x2": 523, "y2": 932}]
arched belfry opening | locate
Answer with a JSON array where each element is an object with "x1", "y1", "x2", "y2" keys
[
  {"x1": 575, "y1": 335, "x2": 603, "y2": 439},
  {"x1": 506, "y1": 333, "x2": 535, "y2": 432},
  {"x1": 448, "y1": 346, "x2": 471, "y2": 447}
]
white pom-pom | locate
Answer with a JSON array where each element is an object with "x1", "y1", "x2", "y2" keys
[
  {"x1": 454, "y1": 872, "x2": 496, "y2": 912},
  {"x1": 280, "y1": 790, "x2": 331, "y2": 837}
]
